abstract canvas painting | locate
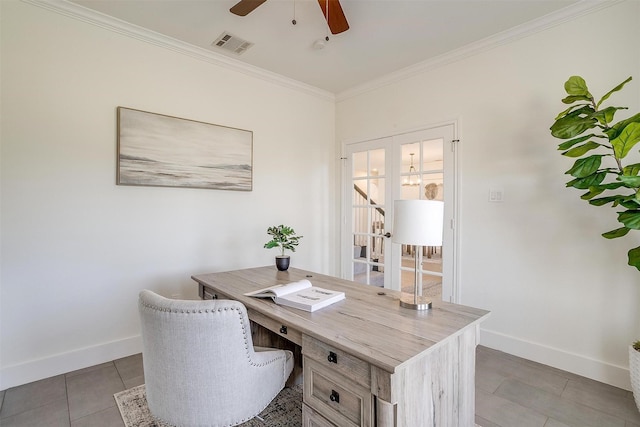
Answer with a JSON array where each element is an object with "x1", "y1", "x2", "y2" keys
[{"x1": 117, "y1": 107, "x2": 252, "y2": 191}]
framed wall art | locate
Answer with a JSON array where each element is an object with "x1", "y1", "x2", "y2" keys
[{"x1": 117, "y1": 107, "x2": 253, "y2": 191}]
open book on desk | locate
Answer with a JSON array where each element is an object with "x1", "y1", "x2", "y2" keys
[{"x1": 244, "y1": 279, "x2": 345, "y2": 312}]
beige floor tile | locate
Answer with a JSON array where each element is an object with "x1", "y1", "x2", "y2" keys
[
  {"x1": 0, "y1": 375, "x2": 66, "y2": 419},
  {"x1": 561, "y1": 378, "x2": 640, "y2": 424},
  {"x1": 70, "y1": 406, "x2": 125, "y2": 427},
  {"x1": 114, "y1": 353, "x2": 144, "y2": 383},
  {"x1": 476, "y1": 388, "x2": 547, "y2": 427},
  {"x1": 495, "y1": 378, "x2": 626, "y2": 427},
  {"x1": 0, "y1": 397, "x2": 69, "y2": 427},
  {"x1": 66, "y1": 364, "x2": 125, "y2": 421}
]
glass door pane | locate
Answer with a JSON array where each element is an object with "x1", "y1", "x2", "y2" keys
[
  {"x1": 349, "y1": 147, "x2": 389, "y2": 287},
  {"x1": 397, "y1": 135, "x2": 445, "y2": 300}
]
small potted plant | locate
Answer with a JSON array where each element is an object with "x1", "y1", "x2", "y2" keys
[{"x1": 264, "y1": 225, "x2": 303, "y2": 271}]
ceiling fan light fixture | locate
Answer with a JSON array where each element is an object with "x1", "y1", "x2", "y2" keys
[{"x1": 313, "y1": 38, "x2": 327, "y2": 49}]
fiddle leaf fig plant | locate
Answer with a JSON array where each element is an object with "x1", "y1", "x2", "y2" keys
[
  {"x1": 264, "y1": 225, "x2": 303, "y2": 257},
  {"x1": 550, "y1": 75, "x2": 640, "y2": 271}
]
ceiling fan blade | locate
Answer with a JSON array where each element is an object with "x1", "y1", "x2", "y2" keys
[
  {"x1": 317, "y1": 0, "x2": 349, "y2": 34},
  {"x1": 230, "y1": 0, "x2": 267, "y2": 16}
]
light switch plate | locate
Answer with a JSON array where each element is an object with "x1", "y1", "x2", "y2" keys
[{"x1": 489, "y1": 188, "x2": 504, "y2": 202}]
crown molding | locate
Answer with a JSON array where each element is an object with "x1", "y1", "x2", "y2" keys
[
  {"x1": 21, "y1": 0, "x2": 336, "y2": 102},
  {"x1": 336, "y1": 0, "x2": 625, "y2": 102}
]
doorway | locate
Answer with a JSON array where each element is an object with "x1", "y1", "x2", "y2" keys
[{"x1": 342, "y1": 123, "x2": 457, "y2": 302}]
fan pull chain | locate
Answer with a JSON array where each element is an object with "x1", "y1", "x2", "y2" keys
[
  {"x1": 292, "y1": 0, "x2": 297, "y2": 25},
  {"x1": 325, "y1": 0, "x2": 330, "y2": 41}
]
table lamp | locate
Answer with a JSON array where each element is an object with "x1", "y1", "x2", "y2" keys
[{"x1": 392, "y1": 199, "x2": 444, "y2": 310}]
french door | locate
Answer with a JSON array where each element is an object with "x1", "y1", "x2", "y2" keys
[{"x1": 342, "y1": 124, "x2": 457, "y2": 302}]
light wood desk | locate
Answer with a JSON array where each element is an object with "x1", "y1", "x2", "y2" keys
[{"x1": 192, "y1": 267, "x2": 489, "y2": 427}]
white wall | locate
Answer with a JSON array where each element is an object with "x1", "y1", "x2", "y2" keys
[
  {"x1": 0, "y1": 0, "x2": 336, "y2": 389},
  {"x1": 336, "y1": 1, "x2": 640, "y2": 389}
]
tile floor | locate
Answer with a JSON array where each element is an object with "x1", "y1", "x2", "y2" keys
[
  {"x1": 475, "y1": 346, "x2": 640, "y2": 427},
  {"x1": 0, "y1": 354, "x2": 143, "y2": 427},
  {"x1": 1, "y1": 347, "x2": 638, "y2": 427}
]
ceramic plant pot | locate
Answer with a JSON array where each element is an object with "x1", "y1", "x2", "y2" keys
[
  {"x1": 629, "y1": 345, "x2": 640, "y2": 411},
  {"x1": 275, "y1": 255, "x2": 290, "y2": 271}
]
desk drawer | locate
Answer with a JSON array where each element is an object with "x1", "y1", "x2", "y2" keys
[
  {"x1": 303, "y1": 404, "x2": 335, "y2": 427},
  {"x1": 302, "y1": 335, "x2": 370, "y2": 389},
  {"x1": 247, "y1": 308, "x2": 302, "y2": 346},
  {"x1": 304, "y1": 357, "x2": 372, "y2": 427}
]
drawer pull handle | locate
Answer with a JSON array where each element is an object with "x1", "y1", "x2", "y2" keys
[
  {"x1": 327, "y1": 351, "x2": 337, "y2": 364},
  {"x1": 279, "y1": 325, "x2": 287, "y2": 334},
  {"x1": 329, "y1": 390, "x2": 340, "y2": 403}
]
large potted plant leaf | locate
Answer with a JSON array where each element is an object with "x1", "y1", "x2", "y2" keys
[{"x1": 550, "y1": 75, "x2": 640, "y2": 406}]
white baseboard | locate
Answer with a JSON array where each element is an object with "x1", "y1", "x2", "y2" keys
[
  {"x1": 0, "y1": 335, "x2": 142, "y2": 390},
  {"x1": 480, "y1": 328, "x2": 631, "y2": 391},
  {"x1": 2, "y1": 329, "x2": 631, "y2": 392}
]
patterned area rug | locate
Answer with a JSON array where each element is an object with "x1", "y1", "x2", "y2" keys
[{"x1": 114, "y1": 384, "x2": 302, "y2": 427}]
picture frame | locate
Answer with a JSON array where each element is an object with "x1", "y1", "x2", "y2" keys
[{"x1": 117, "y1": 107, "x2": 253, "y2": 191}]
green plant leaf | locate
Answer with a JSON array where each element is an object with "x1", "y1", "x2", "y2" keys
[
  {"x1": 596, "y1": 76, "x2": 632, "y2": 108},
  {"x1": 590, "y1": 106, "x2": 627, "y2": 126},
  {"x1": 555, "y1": 104, "x2": 591, "y2": 120},
  {"x1": 611, "y1": 122, "x2": 640, "y2": 160},
  {"x1": 580, "y1": 180, "x2": 628, "y2": 200},
  {"x1": 602, "y1": 227, "x2": 630, "y2": 239},
  {"x1": 562, "y1": 141, "x2": 601, "y2": 157},
  {"x1": 606, "y1": 112, "x2": 640, "y2": 140},
  {"x1": 550, "y1": 115, "x2": 598, "y2": 139},
  {"x1": 561, "y1": 95, "x2": 591, "y2": 105},
  {"x1": 619, "y1": 175, "x2": 640, "y2": 187},
  {"x1": 565, "y1": 155, "x2": 603, "y2": 178},
  {"x1": 621, "y1": 199, "x2": 640, "y2": 209},
  {"x1": 581, "y1": 187, "x2": 605, "y2": 200},
  {"x1": 589, "y1": 195, "x2": 622, "y2": 206},
  {"x1": 549, "y1": 105, "x2": 598, "y2": 139},
  {"x1": 629, "y1": 246, "x2": 640, "y2": 271},
  {"x1": 618, "y1": 210, "x2": 640, "y2": 230},
  {"x1": 264, "y1": 241, "x2": 280, "y2": 249},
  {"x1": 566, "y1": 171, "x2": 606, "y2": 189},
  {"x1": 624, "y1": 163, "x2": 640, "y2": 176},
  {"x1": 564, "y1": 76, "x2": 592, "y2": 98},
  {"x1": 557, "y1": 134, "x2": 602, "y2": 150},
  {"x1": 599, "y1": 181, "x2": 627, "y2": 190}
]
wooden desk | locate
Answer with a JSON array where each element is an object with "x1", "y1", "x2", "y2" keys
[{"x1": 192, "y1": 267, "x2": 489, "y2": 427}]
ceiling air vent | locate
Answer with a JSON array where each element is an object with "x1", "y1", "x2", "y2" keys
[{"x1": 211, "y1": 32, "x2": 253, "y2": 55}]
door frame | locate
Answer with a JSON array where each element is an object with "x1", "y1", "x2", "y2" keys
[{"x1": 340, "y1": 120, "x2": 460, "y2": 303}]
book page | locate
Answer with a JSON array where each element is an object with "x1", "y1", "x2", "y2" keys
[
  {"x1": 278, "y1": 279, "x2": 313, "y2": 295},
  {"x1": 244, "y1": 279, "x2": 312, "y2": 298}
]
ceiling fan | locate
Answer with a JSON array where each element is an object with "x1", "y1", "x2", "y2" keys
[{"x1": 229, "y1": 0, "x2": 349, "y2": 35}]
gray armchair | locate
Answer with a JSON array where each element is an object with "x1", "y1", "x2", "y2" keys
[{"x1": 138, "y1": 290, "x2": 294, "y2": 426}]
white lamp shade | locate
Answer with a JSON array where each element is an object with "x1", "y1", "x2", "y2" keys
[{"x1": 392, "y1": 199, "x2": 444, "y2": 246}]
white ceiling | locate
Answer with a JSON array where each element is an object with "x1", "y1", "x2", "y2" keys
[{"x1": 68, "y1": 0, "x2": 579, "y2": 94}]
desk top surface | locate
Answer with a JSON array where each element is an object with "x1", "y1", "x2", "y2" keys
[{"x1": 192, "y1": 266, "x2": 490, "y2": 373}]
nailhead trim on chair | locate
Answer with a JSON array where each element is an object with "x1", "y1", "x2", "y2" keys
[{"x1": 139, "y1": 300, "x2": 287, "y2": 368}]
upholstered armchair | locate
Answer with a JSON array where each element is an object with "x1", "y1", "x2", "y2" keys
[{"x1": 138, "y1": 290, "x2": 294, "y2": 426}]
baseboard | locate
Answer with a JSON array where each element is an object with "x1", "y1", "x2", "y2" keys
[
  {"x1": 3, "y1": 329, "x2": 630, "y2": 391},
  {"x1": 480, "y1": 328, "x2": 631, "y2": 391},
  {"x1": 0, "y1": 335, "x2": 142, "y2": 390}
]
